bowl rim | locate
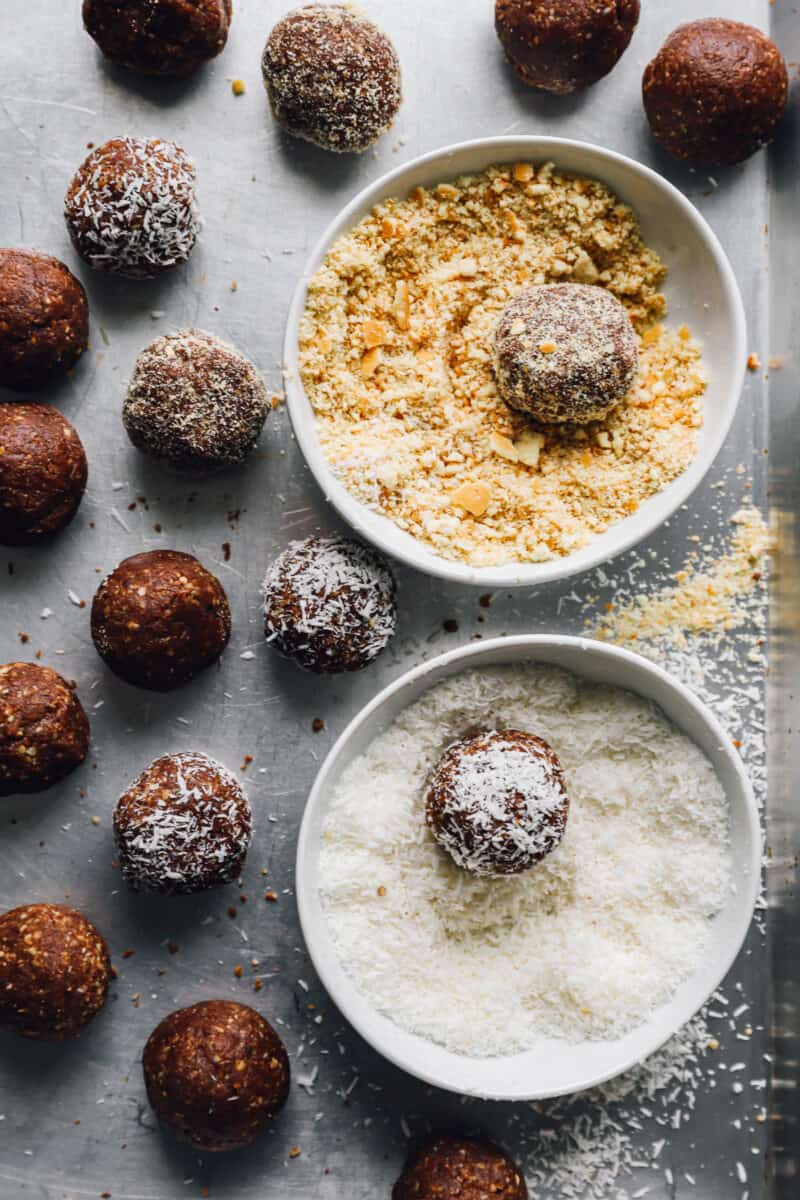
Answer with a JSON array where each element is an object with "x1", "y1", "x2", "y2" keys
[
  {"x1": 283, "y1": 135, "x2": 747, "y2": 588},
  {"x1": 296, "y1": 634, "x2": 761, "y2": 1100}
]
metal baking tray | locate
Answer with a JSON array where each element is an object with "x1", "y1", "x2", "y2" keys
[{"x1": 0, "y1": 0, "x2": 795, "y2": 1196}]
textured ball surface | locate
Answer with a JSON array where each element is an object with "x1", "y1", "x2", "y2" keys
[
  {"x1": 495, "y1": 0, "x2": 640, "y2": 94},
  {"x1": 143, "y1": 1000, "x2": 291, "y2": 1150},
  {"x1": 64, "y1": 137, "x2": 199, "y2": 279},
  {"x1": 0, "y1": 249, "x2": 89, "y2": 392},
  {"x1": 493, "y1": 284, "x2": 639, "y2": 424},
  {"x1": 262, "y1": 5, "x2": 402, "y2": 153},
  {"x1": 425, "y1": 730, "x2": 569, "y2": 878},
  {"x1": 393, "y1": 1134, "x2": 528, "y2": 1200},
  {"x1": 0, "y1": 403, "x2": 88, "y2": 545},
  {"x1": 643, "y1": 19, "x2": 788, "y2": 167},
  {"x1": 263, "y1": 535, "x2": 397, "y2": 674},
  {"x1": 91, "y1": 550, "x2": 231, "y2": 691},
  {"x1": 114, "y1": 752, "x2": 251, "y2": 894},
  {"x1": 123, "y1": 330, "x2": 269, "y2": 472},
  {"x1": 0, "y1": 903, "x2": 111, "y2": 1039},
  {"x1": 83, "y1": 0, "x2": 232, "y2": 77},
  {"x1": 0, "y1": 662, "x2": 90, "y2": 796}
]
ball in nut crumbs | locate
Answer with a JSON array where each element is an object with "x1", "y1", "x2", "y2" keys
[
  {"x1": 493, "y1": 284, "x2": 639, "y2": 424},
  {"x1": 425, "y1": 730, "x2": 569, "y2": 878},
  {"x1": 393, "y1": 1134, "x2": 528, "y2": 1200},
  {"x1": 123, "y1": 330, "x2": 270, "y2": 473},
  {"x1": 143, "y1": 1000, "x2": 290, "y2": 1151},
  {"x1": 263, "y1": 535, "x2": 397, "y2": 674},
  {"x1": 262, "y1": 5, "x2": 402, "y2": 154},
  {"x1": 0, "y1": 403, "x2": 88, "y2": 545},
  {"x1": 0, "y1": 248, "x2": 89, "y2": 392},
  {"x1": 64, "y1": 137, "x2": 199, "y2": 279},
  {"x1": 0, "y1": 903, "x2": 111, "y2": 1039},
  {"x1": 0, "y1": 662, "x2": 90, "y2": 797},
  {"x1": 83, "y1": 0, "x2": 232, "y2": 77},
  {"x1": 642, "y1": 19, "x2": 788, "y2": 167},
  {"x1": 495, "y1": 0, "x2": 640, "y2": 95},
  {"x1": 91, "y1": 550, "x2": 231, "y2": 691},
  {"x1": 114, "y1": 751, "x2": 252, "y2": 894}
]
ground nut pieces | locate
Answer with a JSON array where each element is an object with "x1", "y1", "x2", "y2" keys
[{"x1": 299, "y1": 162, "x2": 706, "y2": 568}]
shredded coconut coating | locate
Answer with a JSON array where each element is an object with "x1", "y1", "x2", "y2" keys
[
  {"x1": 426, "y1": 730, "x2": 569, "y2": 877},
  {"x1": 493, "y1": 283, "x2": 639, "y2": 423},
  {"x1": 123, "y1": 329, "x2": 270, "y2": 472},
  {"x1": 64, "y1": 136, "x2": 199, "y2": 279},
  {"x1": 114, "y1": 751, "x2": 252, "y2": 894},
  {"x1": 299, "y1": 162, "x2": 707, "y2": 567},
  {"x1": 262, "y1": 4, "x2": 402, "y2": 154},
  {"x1": 263, "y1": 534, "x2": 396, "y2": 674},
  {"x1": 319, "y1": 664, "x2": 731, "y2": 1054}
]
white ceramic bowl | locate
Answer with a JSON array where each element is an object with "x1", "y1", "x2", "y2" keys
[
  {"x1": 284, "y1": 137, "x2": 746, "y2": 588},
  {"x1": 296, "y1": 636, "x2": 760, "y2": 1101}
]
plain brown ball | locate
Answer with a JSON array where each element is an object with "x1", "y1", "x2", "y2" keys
[
  {"x1": 0, "y1": 662, "x2": 90, "y2": 797},
  {"x1": 643, "y1": 19, "x2": 789, "y2": 167},
  {"x1": 0, "y1": 403, "x2": 88, "y2": 545},
  {"x1": 91, "y1": 550, "x2": 231, "y2": 691},
  {"x1": 0, "y1": 903, "x2": 111, "y2": 1039},
  {"x1": 393, "y1": 1135, "x2": 528, "y2": 1200},
  {"x1": 143, "y1": 1000, "x2": 290, "y2": 1150},
  {"x1": 495, "y1": 0, "x2": 640, "y2": 95},
  {"x1": 0, "y1": 249, "x2": 89, "y2": 392},
  {"x1": 83, "y1": 0, "x2": 232, "y2": 77}
]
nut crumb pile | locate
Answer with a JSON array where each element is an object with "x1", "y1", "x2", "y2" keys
[{"x1": 299, "y1": 162, "x2": 707, "y2": 567}]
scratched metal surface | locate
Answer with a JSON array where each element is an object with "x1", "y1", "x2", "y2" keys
[{"x1": 0, "y1": 0, "x2": 787, "y2": 1196}]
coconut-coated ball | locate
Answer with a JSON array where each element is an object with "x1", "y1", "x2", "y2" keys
[
  {"x1": 64, "y1": 137, "x2": 199, "y2": 279},
  {"x1": 425, "y1": 730, "x2": 569, "y2": 878}
]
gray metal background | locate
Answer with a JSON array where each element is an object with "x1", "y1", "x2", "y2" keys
[{"x1": 0, "y1": 0, "x2": 791, "y2": 1197}]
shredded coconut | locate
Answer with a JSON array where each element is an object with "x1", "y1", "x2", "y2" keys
[{"x1": 319, "y1": 664, "x2": 731, "y2": 1054}]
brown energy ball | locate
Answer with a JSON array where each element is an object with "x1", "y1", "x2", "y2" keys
[
  {"x1": 143, "y1": 1000, "x2": 290, "y2": 1151},
  {"x1": 0, "y1": 662, "x2": 90, "y2": 797},
  {"x1": 91, "y1": 550, "x2": 231, "y2": 691},
  {"x1": 263, "y1": 535, "x2": 397, "y2": 674},
  {"x1": 123, "y1": 330, "x2": 270, "y2": 473},
  {"x1": 425, "y1": 730, "x2": 569, "y2": 878},
  {"x1": 114, "y1": 752, "x2": 251, "y2": 894},
  {"x1": 64, "y1": 137, "x2": 199, "y2": 279},
  {"x1": 643, "y1": 19, "x2": 789, "y2": 167},
  {"x1": 495, "y1": 0, "x2": 640, "y2": 95},
  {"x1": 493, "y1": 284, "x2": 639, "y2": 424},
  {"x1": 0, "y1": 403, "x2": 88, "y2": 545},
  {"x1": 394, "y1": 1135, "x2": 528, "y2": 1200},
  {"x1": 262, "y1": 5, "x2": 402, "y2": 154},
  {"x1": 0, "y1": 249, "x2": 89, "y2": 392},
  {"x1": 0, "y1": 903, "x2": 111, "y2": 1039},
  {"x1": 83, "y1": 0, "x2": 232, "y2": 77}
]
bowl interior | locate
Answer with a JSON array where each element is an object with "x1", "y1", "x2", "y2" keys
[
  {"x1": 284, "y1": 137, "x2": 746, "y2": 587},
  {"x1": 296, "y1": 636, "x2": 760, "y2": 1101}
]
